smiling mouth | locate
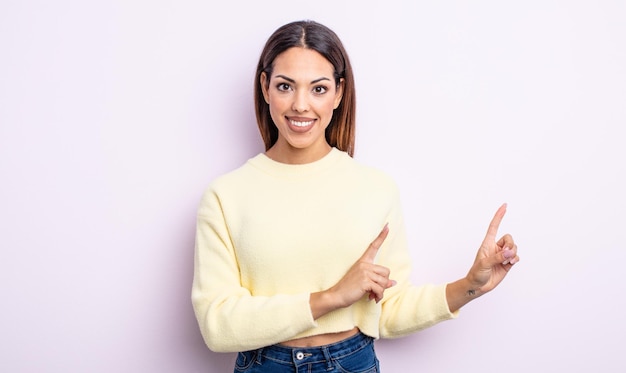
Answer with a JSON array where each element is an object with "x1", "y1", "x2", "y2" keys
[{"x1": 289, "y1": 119, "x2": 315, "y2": 127}]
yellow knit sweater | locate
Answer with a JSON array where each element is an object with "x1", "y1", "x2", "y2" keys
[{"x1": 192, "y1": 148, "x2": 457, "y2": 353}]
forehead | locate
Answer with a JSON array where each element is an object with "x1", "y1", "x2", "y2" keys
[{"x1": 271, "y1": 47, "x2": 335, "y2": 79}]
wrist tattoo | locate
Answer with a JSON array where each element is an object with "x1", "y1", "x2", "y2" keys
[{"x1": 467, "y1": 289, "x2": 476, "y2": 296}]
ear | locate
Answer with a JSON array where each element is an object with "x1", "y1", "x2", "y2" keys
[
  {"x1": 260, "y1": 72, "x2": 270, "y2": 104},
  {"x1": 333, "y1": 78, "x2": 344, "y2": 109}
]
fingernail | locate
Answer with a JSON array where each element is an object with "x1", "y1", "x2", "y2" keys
[
  {"x1": 502, "y1": 259, "x2": 510, "y2": 265},
  {"x1": 391, "y1": 280, "x2": 397, "y2": 287},
  {"x1": 503, "y1": 249, "x2": 514, "y2": 259}
]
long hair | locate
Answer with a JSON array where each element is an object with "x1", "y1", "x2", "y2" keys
[{"x1": 254, "y1": 20, "x2": 357, "y2": 157}]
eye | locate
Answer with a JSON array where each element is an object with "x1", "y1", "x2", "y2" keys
[
  {"x1": 276, "y1": 83, "x2": 291, "y2": 92},
  {"x1": 313, "y1": 85, "x2": 328, "y2": 95}
]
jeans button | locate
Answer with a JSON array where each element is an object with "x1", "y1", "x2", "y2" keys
[{"x1": 296, "y1": 351, "x2": 304, "y2": 360}]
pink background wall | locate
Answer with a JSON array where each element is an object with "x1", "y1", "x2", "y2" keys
[{"x1": 1, "y1": 1, "x2": 624, "y2": 371}]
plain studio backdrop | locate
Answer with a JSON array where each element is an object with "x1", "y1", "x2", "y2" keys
[{"x1": 1, "y1": 1, "x2": 624, "y2": 372}]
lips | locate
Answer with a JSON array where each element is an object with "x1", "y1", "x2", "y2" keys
[{"x1": 286, "y1": 117, "x2": 316, "y2": 132}]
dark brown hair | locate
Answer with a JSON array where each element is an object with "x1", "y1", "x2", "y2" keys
[{"x1": 254, "y1": 20, "x2": 357, "y2": 157}]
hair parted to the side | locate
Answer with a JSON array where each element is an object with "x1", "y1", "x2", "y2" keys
[{"x1": 254, "y1": 20, "x2": 357, "y2": 157}]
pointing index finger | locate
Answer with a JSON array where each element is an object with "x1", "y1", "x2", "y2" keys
[
  {"x1": 484, "y1": 203, "x2": 507, "y2": 243},
  {"x1": 362, "y1": 223, "x2": 389, "y2": 262}
]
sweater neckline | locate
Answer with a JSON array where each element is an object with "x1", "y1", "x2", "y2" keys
[{"x1": 248, "y1": 147, "x2": 345, "y2": 178}]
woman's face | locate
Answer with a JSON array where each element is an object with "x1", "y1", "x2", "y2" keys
[{"x1": 261, "y1": 47, "x2": 343, "y2": 164}]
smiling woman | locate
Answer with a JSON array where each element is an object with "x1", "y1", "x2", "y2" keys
[
  {"x1": 191, "y1": 20, "x2": 519, "y2": 373},
  {"x1": 260, "y1": 47, "x2": 344, "y2": 164},
  {"x1": 254, "y1": 21, "x2": 357, "y2": 161}
]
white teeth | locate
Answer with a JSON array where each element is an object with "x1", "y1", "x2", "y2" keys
[{"x1": 290, "y1": 119, "x2": 314, "y2": 127}]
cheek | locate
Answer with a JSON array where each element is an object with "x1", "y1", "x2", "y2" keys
[
  {"x1": 270, "y1": 95, "x2": 291, "y2": 110},
  {"x1": 268, "y1": 96, "x2": 288, "y2": 116},
  {"x1": 325, "y1": 103, "x2": 338, "y2": 119},
  {"x1": 318, "y1": 98, "x2": 337, "y2": 115}
]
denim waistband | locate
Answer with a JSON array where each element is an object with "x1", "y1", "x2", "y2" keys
[{"x1": 256, "y1": 332, "x2": 373, "y2": 367}]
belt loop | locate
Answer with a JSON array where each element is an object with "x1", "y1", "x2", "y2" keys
[
  {"x1": 322, "y1": 346, "x2": 333, "y2": 370},
  {"x1": 255, "y1": 347, "x2": 264, "y2": 365}
]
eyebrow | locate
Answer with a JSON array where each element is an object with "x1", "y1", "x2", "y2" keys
[{"x1": 275, "y1": 74, "x2": 331, "y2": 84}]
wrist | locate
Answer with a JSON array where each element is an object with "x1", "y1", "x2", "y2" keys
[
  {"x1": 310, "y1": 289, "x2": 344, "y2": 320},
  {"x1": 461, "y1": 276, "x2": 485, "y2": 298},
  {"x1": 446, "y1": 277, "x2": 484, "y2": 313}
]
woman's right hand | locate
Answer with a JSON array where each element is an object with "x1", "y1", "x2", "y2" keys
[{"x1": 310, "y1": 224, "x2": 396, "y2": 319}]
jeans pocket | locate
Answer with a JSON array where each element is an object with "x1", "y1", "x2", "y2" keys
[
  {"x1": 334, "y1": 343, "x2": 379, "y2": 373},
  {"x1": 234, "y1": 350, "x2": 257, "y2": 372}
]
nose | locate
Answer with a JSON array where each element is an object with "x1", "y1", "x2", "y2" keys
[{"x1": 291, "y1": 90, "x2": 309, "y2": 112}]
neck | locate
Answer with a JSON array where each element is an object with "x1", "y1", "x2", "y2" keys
[{"x1": 266, "y1": 143, "x2": 332, "y2": 165}]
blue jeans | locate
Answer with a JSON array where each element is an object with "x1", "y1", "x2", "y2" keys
[{"x1": 233, "y1": 332, "x2": 380, "y2": 373}]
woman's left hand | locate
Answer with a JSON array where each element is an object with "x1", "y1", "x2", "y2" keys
[{"x1": 466, "y1": 203, "x2": 519, "y2": 293}]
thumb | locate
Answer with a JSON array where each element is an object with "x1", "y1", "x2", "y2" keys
[{"x1": 361, "y1": 223, "x2": 389, "y2": 262}]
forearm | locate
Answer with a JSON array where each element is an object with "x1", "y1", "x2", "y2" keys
[
  {"x1": 445, "y1": 277, "x2": 484, "y2": 313},
  {"x1": 309, "y1": 289, "x2": 344, "y2": 320},
  {"x1": 310, "y1": 291, "x2": 332, "y2": 320}
]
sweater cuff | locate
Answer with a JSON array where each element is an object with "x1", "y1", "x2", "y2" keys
[{"x1": 441, "y1": 283, "x2": 460, "y2": 319}]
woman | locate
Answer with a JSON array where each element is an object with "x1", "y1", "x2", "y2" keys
[{"x1": 192, "y1": 20, "x2": 519, "y2": 372}]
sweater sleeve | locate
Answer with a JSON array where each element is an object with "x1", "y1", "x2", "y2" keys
[
  {"x1": 191, "y1": 186, "x2": 317, "y2": 352},
  {"x1": 377, "y1": 184, "x2": 459, "y2": 338}
]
